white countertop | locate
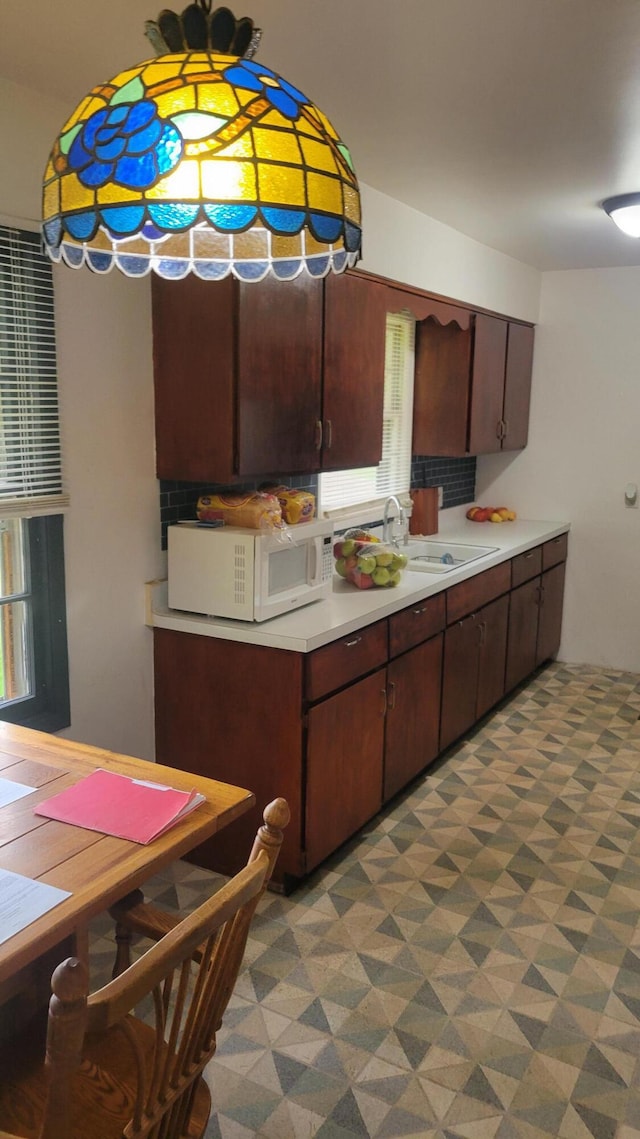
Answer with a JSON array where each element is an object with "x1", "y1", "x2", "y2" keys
[{"x1": 148, "y1": 516, "x2": 570, "y2": 653}]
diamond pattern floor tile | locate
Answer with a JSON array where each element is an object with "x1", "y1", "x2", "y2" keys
[{"x1": 89, "y1": 663, "x2": 640, "y2": 1139}]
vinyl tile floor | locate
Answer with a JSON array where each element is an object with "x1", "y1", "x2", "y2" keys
[{"x1": 89, "y1": 662, "x2": 640, "y2": 1139}]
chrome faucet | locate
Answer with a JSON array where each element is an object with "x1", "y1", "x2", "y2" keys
[{"x1": 382, "y1": 495, "x2": 407, "y2": 548}]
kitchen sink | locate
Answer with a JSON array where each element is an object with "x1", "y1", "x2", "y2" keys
[{"x1": 403, "y1": 539, "x2": 498, "y2": 573}]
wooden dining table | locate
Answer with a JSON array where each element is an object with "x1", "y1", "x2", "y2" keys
[{"x1": 0, "y1": 722, "x2": 254, "y2": 1020}]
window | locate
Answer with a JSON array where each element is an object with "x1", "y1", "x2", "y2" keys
[
  {"x1": 0, "y1": 225, "x2": 69, "y2": 731},
  {"x1": 319, "y1": 312, "x2": 415, "y2": 516}
]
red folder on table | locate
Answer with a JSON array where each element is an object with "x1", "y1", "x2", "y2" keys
[{"x1": 34, "y1": 768, "x2": 205, "y2": 844}]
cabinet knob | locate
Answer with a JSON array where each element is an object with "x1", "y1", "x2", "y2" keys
[{"x1": 315, "y1": 419, "x2": 323, "y2": 450}]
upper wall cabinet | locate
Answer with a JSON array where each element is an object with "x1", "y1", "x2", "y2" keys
[
  {"x1": 412, "y1": 310, "x2": 535, "y2": 457},
  {"x1": 152, "y1": 271, "x2": 387, "y2": 483}
]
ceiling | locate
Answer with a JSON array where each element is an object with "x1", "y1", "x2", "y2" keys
[{"x1": 4, "y1": 0, "x2": 640, "y2": 271}]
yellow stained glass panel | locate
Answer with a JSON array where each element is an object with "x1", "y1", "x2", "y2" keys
[
  {"x1": 253, "y1": 127, "x2": 302, "y2": 165},
  {"x1": 300, "y1": 137, "x2": 339, "y2": 175},
  {"x1": 97, "y1": 183, "x2": 144, "y2": 205},
  {"x1": 155, "y1": 87, "x2": 197, "y2": 116},
  {"x1": 257, "y1": 163, "x2": 306, "y2": 207},
  {"x1": 307, "y1": 172, "x2": 343, "y2": 214},
  {"x1": 43, "y1": 180, "x2": 60, "y2": 219},
  {"x1": 147, "y1": 159, "x2": 202, "y2": 200},
  {"x1": 60, "y1": 173, "x2": 96, "y2": 212},
  {"x1": 141, "y1": 61, "x2": 185, "y2": 86},
  {"x1": 196, "y1": 82, "x2": 240, "y2": 117},
  {"x1": 216, "y1": 134, "x2": 255, "y2": 159},
  {"x1": 343, "y1": 184, "x2": 361, "y2": 223},
  {"x1": 201, "y1": 158, "x2": 257, "y2": 202}
]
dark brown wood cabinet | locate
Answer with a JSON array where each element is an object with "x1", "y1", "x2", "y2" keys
[
  {"x1": 412, "y1": 310, "x2": 535, "y2": 457},
  {"x1": 505, "y1": 536, "x2": 568, "y2": 692},
  {"x1": 152, "y1": 270, "x2": 387, "y2": 482},
  {"x1": 440, "y1": 594, "x2": 509, "y2": 751},
  {"x1": 306, "y1": 670, "x2": 386, "y2": 871},
  {"x1": 153, "y1": 535, "x2": 567, "y2": 887}
]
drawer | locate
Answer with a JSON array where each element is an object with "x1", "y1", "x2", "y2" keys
[
  {"x1": 511, "y1": 545, "x2": 543, "y2": 587},
  {"x1": 446, "y1": 562, "x2": 511, "y2": 624},
  {"x1": 542, "y1": 532, "x2": 568, "y2": 570},
  {"x1": 305, "y1": 619, "x2": 388, "y2": 702},
  {"x1": 389, "y1": 593, "x2": 446, "y2": 658}
]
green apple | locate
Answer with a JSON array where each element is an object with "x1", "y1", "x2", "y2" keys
[
  {"x1": 357, "y1": 555, "x2": 377, "y2": 574},
  {"x1": 375, "y1": 550, "x2": 393, "y2": 567},
  {"x1": 335, "y1": 557, "x2": 348, "y2": 578},
  {"x1": 372, "y1": 566, "x2": 390, "y2": 586},
  {"x1": 341, "y1": 539, "x2": 356, "y2": 557},
  {"x1": 388, "y1": 570, "x2": 402, "y2": 586}
]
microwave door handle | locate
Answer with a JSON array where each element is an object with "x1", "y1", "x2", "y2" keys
[{"x1": 310, "y1": 537, "x2": 319, "y2": 584}]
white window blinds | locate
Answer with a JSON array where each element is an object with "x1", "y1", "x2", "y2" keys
[
  {"x1": 320, "y1": 311, "x2": 415, "y2": 515},
  {"x1": 0, "y1": 225, "x2": 67, "y2": 517}
]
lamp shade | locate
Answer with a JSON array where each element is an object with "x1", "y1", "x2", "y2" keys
[
  {"x1": 42, "y1": 6, "x2": 361, "y2": 281},
  {"x1": 602, "y1": 193, "x2": 640, "y2": 239}
]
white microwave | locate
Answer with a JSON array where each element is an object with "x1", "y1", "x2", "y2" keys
[{"x1": 167, "y1": 518, "x2": 334, "y2": 622}]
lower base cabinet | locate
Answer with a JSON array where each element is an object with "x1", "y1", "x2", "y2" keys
[
  {"x1": 384, "y1": 634, "x2": 443, "y2": 802},
  {"x1": 306, "y1": 670, "x2": 385, "y2": 871},
  {"x1": 153, "y1": 534, "x2": 567, "y2": 888}
]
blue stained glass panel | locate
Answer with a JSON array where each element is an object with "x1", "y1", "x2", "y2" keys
[
  {"x1": 309, "y1": 212, "x2": 342, "y2": 242},
  {"x1": 194, "y1": 260, "x2": 230, "y2": 280},
  {"x1": 272, "y1": 259, "x2": 303, "y2": 280},
  {"x1": 203, "y1": 204, "x2": 257, "y2": 231},
  {"x1": 148, "y1": 204, "x2": 200, "y2": 230},
  {"x1": 307, "y1": 255, "x2": 331, "y2": 278},
  {"x1": 61, "y1": 242, "x2": 85, "y2": 267},
  {"x1": 100, "y1": 205, "x2": 146, "y2": 236},
  {"x1": 156, "y1": 258, "x2": 190, "y2": 278},
  {"x1": 114, "y1": 253, "x2": 152, "y2": 276},
  {"x1": 66, "y1": 211, "x2": 98, "y2": 240},
  {"x1": 87, "y1": 250, "x2": 114, "y2": 273},
  {"x1": 235, "y1": 259, "x2": 270, "y2": 281},
  {"x1": 261, "y1": 207, "x2": 305, "y2": 235},
  {"x1": 43, "y1": 218, "x2": 63, "y2": 249},
  {"x1": 115, "y1": 153, "x2": 156, "y2": 189},
  {"x1": 344, "y1": 220, "x2": 362, "y2": 252}
]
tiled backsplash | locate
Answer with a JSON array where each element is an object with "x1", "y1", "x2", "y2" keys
[
  {"x1": 159, "y1": 457, "x2": 476, "y2": 548},
  {"x1": 411, "y1": 455, "x2": 477, "y2": 509}
]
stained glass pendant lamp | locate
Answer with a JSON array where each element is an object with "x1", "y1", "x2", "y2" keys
[{"x1": 42, "y1": 3, "x2": 362, "y2": 281}]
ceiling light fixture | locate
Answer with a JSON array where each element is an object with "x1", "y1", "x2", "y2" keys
[
  {"x1": 42, "y1": 3, "x2": 361, "y2": 281},
  {"x1": 602, "y1": 193, "x2": 640, "y2": 238}
]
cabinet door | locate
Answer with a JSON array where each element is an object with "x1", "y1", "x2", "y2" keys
[
  {"x1": 502, "y1": 323, "x2": 534, "y2": 452},
  {"x1": 412, "y1": 317, "x2": 472, "y2": 456},
  {"x1": 152, "y1": 275, "x2": 237, "y2": 482},
  {"x1": 467, "y1": 314, "x2": 508, "y2": 455},
  {"x1": 305, "y1": 670, "x2": 385, "y2": 871},
  {"x1": 384, "y1": 634, "x2": 443, "y2": 801},
  {"x1": 440, "y1": 615, "x2": 480, "y2": 750},
  {"x1": 236, "y1": 275, "x2": 323, "y2": 476},
  {"x1": 505, "y1": 577, "x2": 540, "y2": 692},
  {"x1": 536, "y1": 562, "x2": 566, "y2": 665},
  {"x1": 476, "y1": 594, "x2": 509, "y2": 719},
  {"x1": 322, "y1": 273, "x2": 387, "y2": 470}
]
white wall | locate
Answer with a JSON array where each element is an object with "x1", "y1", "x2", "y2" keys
[
  {"x1": 0, "y1": 78, "x2": 163, "y2": 758},
  {"x1": 477, "y1": 267, "x2": 640, "y2": 672}
]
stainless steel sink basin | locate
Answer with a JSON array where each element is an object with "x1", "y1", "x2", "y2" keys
[{"x1": 403, "y1": 539, "x2": 498, "y2": 573}]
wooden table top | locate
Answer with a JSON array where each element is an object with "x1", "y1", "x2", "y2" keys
[{"x1": 0, "y1": 723, "x2": 254, "y2": 987}]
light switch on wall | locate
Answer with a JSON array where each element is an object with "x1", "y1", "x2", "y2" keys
[{"x1": 624, "y1": 483, "x2": 638, "y2": 508}]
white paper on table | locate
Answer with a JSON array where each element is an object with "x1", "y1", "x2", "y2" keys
[
  {"x1": 0, "y1": 868, "x2": 71, "y2": 946},
  {"x1": 0, "y1": 777, "x2": 36, "y2": 807}
]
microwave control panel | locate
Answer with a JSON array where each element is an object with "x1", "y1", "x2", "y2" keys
[{"x1": 321, "y1": 535, "x2": 334, "y2": 582}]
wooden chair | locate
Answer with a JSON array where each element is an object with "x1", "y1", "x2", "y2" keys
[{"x1": 0, "y1": 797, "x2": 289, "y2": 1139}]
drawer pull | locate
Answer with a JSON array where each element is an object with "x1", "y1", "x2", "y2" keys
[
  {"x1": 412, "y1": 606, "x2": 428, "y2": 615},
  {"x1": 344, "y1": 636, "x2": 362, "y2": 648},
  {"x1": 523, "y1": 552, "x2": 535, "y2": 559}
]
